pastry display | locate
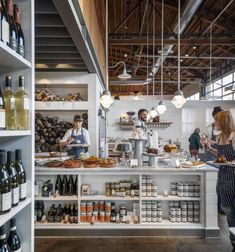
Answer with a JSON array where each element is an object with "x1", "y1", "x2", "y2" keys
[
  {"x1": 164, "y1": 144, "x2": 177, "y2": 153},
  {"x1": 147, "y1": 148, "x2": 158, "y2": 154},
  {"x1": 45, "y1": 160, "x2": 64, "y2": 168},
  {"x1": 99, "y1": 158, "x2": 116, "y2": 168},
  {"x1": 214, "y1": 155, "x2": 227, "y2": 163},
  {"x1": 63, "y1": 159, "x2": 81, "y2": 168},
  {"x1": 83, "y1": 156, "x2": 100, "y2": 168}
]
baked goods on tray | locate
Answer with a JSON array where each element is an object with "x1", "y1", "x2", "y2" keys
[
  {"x1": 64, "y1": 159, "x2": 81, "y2": 168},
  {"x1": 83, "y1": 156, "x2": 100, "y2": 168},
  {"x1": 99, "y1": 158, "x2": 116, "y2": 168},
  {"x1": 164, "y1": 144, "x2": 177, "y2": 153},
  {"x1": 45, "y1": 160, "x2": 64, "y2": 167},
  {"x1": 214, "y1": 155, "x2": 227, "y2": 163},
  {"x1": 147, "y1": 148, "x2": 158, "y2": 154}
]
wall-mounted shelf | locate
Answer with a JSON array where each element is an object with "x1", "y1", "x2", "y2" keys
[
  {"x1": 146, "y1": 122, "x2": 173, "y2": 128},
  {"x1": 118, "y1": 121, "x2": 134, "y2": 130},
  {"x1": 35, "y1": 101, "x2": 89, "y2": 111}
]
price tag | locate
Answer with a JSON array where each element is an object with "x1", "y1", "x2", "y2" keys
[{"x1": 130, "y1": 159, "x2": 138, "y2": 168}]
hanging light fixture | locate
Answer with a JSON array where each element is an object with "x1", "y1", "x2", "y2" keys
[
  {"x1": 150, "y1": 0, "x2": 158, "y2": 118},
  {"x1": 171, "y1": 0, "x2": 186, "y2": 109},
  {"x1": 157, "y1": 0, "x2": 167, "y2": 115},
  {"x1": 99, "y1": 0, "x2": 113, "y2": 109},
  {"x1": 109, "y1": 61, "x2": 131, "y2": 80}
]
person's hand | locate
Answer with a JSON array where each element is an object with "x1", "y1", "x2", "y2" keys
[{"x1": 68, "y1": 138, "x2": 75, "y2": 144}]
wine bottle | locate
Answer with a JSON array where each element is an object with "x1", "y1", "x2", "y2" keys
[
  {"x1": 67, "y1": 175, "x2": 74, "y2": 196},
  {"x1": 0, "y1": 84, "x2": 6, "y2": 130},
  {"x1": 3, "y1": 76, "x2": 15, "y2": 130},
  {"x1": 55, "y1": 175, "x2": 62, "y2": 195},
  {"x1": 0, "y1": 225, "x2": 10, "y2": 252},
  {"x1": 61, "y1": 175, "x2": 68, "y2": 196},
  {"x1": 74, "y1": 176, "x2": 77, "y2": 195},
  {"x1": 13, "y1": 4, "x2": 24, "y2": 57},
  {"x1": 6, "y1": 151, "x2": 19, "y2": 207},
  {"x1": 15, "y1": 149, "x2": 26, "y2": 201},
  {"x1": 0, "y1": 151, "x2": 11, "y2": 214},
  {"x1": 7, "y1": 218, "x2": 21, "y2": 252},
  {"x1": 5, "y1": 0, "x2": 17, "y2": 51},
  {"x1": 0, "y1": 0, "x2": 9, "y2": 45},
  {"x1": 15, "y1": 76, "x2": 29, "y2": 130}
]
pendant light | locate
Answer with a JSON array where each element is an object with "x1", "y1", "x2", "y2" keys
[
  {"x1": 149, "y1": 0, "x2": 158, "y2": 118},
  {"x1": 156, "y1": 0, "x2": 167, "y2": 115},
  {"x1": 99, "y1": 0, "x2": 113, "y2": 109},
  {"x1": 171, "y1": 0, "x2": 186, "y2": 109}
]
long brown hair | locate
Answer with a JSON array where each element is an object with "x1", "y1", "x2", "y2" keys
[{"x1": 214, "y1": 111, "x2": 235, "y2": 142}]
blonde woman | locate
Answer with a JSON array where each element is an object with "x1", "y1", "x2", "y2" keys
[{"x1": 209, "y1": 111, "x2": 235, "y2": 248}]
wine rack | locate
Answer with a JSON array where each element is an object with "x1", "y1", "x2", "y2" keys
[{"x1": 0, "y1": 0, "x2": 34, "y2": 251}]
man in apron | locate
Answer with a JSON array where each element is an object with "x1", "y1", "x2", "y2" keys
[
  {"x1": 59, "y1": 115, "x2": 90, "y2": 159},
  {"x1": 132, "y1": 109, "x2": 148, "y2": 138}
]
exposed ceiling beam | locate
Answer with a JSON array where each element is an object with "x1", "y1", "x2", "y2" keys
[
  {"x1": 36, "y1": 53, "x2": 82, "y2": 59},
  {"x1": 109, "y1": 38, "x2": 235, "y2": 46},
  {"x1": 35, "y1": 37, "x2": 75, "y2": 47},
  {"x1": 35, "y1": 46, "x2": 79, "y2": 53}
]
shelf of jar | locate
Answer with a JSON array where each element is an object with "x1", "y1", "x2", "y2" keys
[
  {"x1": 141, "y1": 195, "x2": 200, "y2": 201},
  {"x1": 0, "y1": 197, "x2": 31, "y2": 227},
  {"x1": 34, "y1": 220, "x2": 203, "y2": 229},
  {"x1": 35, "y1": 195, "x2": 78, "y2": 201},
  {"x1": 80, "y1": 195, "x2": 140, "y2": 201},
  {"x1": 35, "y1": 101, "x2": 89, "y2": 111},
  {"x1": 0, "y1": 130, "x2": 31, "y2": 137},
  {"x1": 146, "y1": 122, "x2": 173, "y2": 128},
  {"x1": 0, "y1": 41, "x2": 31, "y2": 69}
]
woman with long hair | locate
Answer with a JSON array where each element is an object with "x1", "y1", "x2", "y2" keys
[{"x1": 209, "y1": 111, "x2": 235, "y2": 248}]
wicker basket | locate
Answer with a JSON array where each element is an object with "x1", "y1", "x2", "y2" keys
[{"x1": 83, "y1": 162, "x2": 98, "y2": 168}]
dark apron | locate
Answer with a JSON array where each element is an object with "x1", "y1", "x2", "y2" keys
[{"x1": 71, "y1": 128, "x2": 85, "y2": 159}]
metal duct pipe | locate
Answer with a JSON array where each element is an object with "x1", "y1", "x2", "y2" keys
[{"x1": 150, "y1": 0, "x2": 203, "y2": 77}]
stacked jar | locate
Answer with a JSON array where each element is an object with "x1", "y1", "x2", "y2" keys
[
  {"x1": 141, "y1": 176, "x2": 158, "y2": 197},
  {"x1": 142, "y1": 201, "x2": 162, "y2": 223},
  {"x1": 168, "y1": 201, "x2": 200, "y2": 223},
  {"x1": 170, "y1": 181, "x2": 200, "y2": 198},
  {"x1": 105, "y1": 179, "x2": 139, "y2": 198}
]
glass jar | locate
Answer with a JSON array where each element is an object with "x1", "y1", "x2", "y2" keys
[
  {"x1": 93, "y1": 211, "x2": 98, "y2": 222},
  {"x1": 87, "y1": 212, "x2": 92, "y2": 222},
  {"x1": 106, "y1": 189, "x2": 111, "y2": 197},
  {"x1": 86, "y1": 202, "x2": 93, "y2": 213},
  {"x1": 120, "y1": 188, "x2": 126, "y2": 197},
  {"x1": 105, "y1": 202, "x2": 111, "y2": 212},
  {"x1": 120, "y1": 205, "x2": 127, "y2": 216},
  {"x1": 80, "y1": 212, "x2": 87, "y2": 223},
  {"x1": 105, "y1": 212, "x2": 111, "y2": 222},
  {"x1": 93, "y1": 201, "x2": 99, "y2": 211},
  {"x1": 99, "y1": 211, "x2": 105, "y2": 223},
  {"x1": 99, "y1": 201, "x2": 105, "y2": 211},
  {"x1": 80, "y1": 202, "x2": 86, "y2": 212}
]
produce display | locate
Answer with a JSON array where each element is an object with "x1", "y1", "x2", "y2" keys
[
  {"x1": 35, "y1": 113, "x2": 88, "y2": 153},
  {"x1": 35, "y1": 89, "x2": 84, "y2": 102}
]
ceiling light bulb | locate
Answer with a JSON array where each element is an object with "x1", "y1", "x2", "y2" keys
[
  {"x1": 180, "y1": 59, "x2": 183, "y2": 62},
  {"x1": 171, "y1": 90, "x2": 186, "y2": 109},
  {"x1": 99, "y1": 90, "x2": 113, "y2": 109},
  {"x1": 124, "y1": 53, "x2": 128, "y2": 58},
  {"x1": 185, "y1": 54, "x2": 189, "y2": 57},
  {"x1": 193, "y1": 46, "x2": 196, "y2": 50},
  {"x1": 156, "y1": 101, "x2": 167, "y2": 114},
  {"x1": 149, "y1": 107, "x2": 158, "y2": 118}
]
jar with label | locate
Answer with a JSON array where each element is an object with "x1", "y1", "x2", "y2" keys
[
  {"x1": 188, "y1": 210, "x2": 193, "y2": 216},
  {"x1": 120, "y1": 214, "x2": 127, "y2": 223},
  {"x1": 194, "y1": 216, "x2": 200, "y2": 223},
  {"x1": 176, "y1": 208, "x2": 181, "y2": 216},
  {"x1": 93, "y1": 201, "x2": 99, "y2": 211},
  {"x1": 106, "y1": 182, "x2": 111, "y2": 190},
  {"x1": 171, "y1": 190, "x2": 177, "y2": 195},
  {"x1": 142, "y1": 203, "x2": 146, "y2": 210},
  {"x1": 87, "y1": 212, "x2": 92, "y2": 222},
  {"x1": 151, "y1": 216, "x2": 157, "y2": 223},
  {"x1": 170, "y1": 216, "x2": 176, "y2": 223},
  {"x1": 80, "y1": 202, "x2": 86, "y2": 212},
  {"x1": 120, "y1": 188, "x2": 126, "y2": 197},
  {"x1": 142, "y1": 176, "x2": 147, "y2": 183},
  {"x1": 152, "y1": 190, "x2": 157, "y2": 197},
  {"x1": 86, "y1": 202, "x2": 93, "y2": 213},
  {"x1": 141, "y1": 183, "x2": 147, "y2": 190},
  {"x1": 126, "y1": 188, "x2": 131, "y2": 196},
  {"x1": 120, "y1": 205, "x2": 127, "y2": 216},
  {"x1": 157, "y1": 216, "x2": 162, "y2": 222},
  {"x1": 157, "y1": 208, "x2": 162, "y2": 216},
  {"x1": 170, "y1": 208, "x2": 176, "y2": 215},
  {"x1": 188, "y1": 215, "x2": 193, "y2": 223},
  {"x1": 194, "y1": 191, "x2": 200, "y2": 197},
  {"x1": 99, "y1": 201, "x2": 105, "y2": 211},
  {"x1": 146, "y1": 184, "x2": 152, "y2": 191},
  {"x1": 193, "y1": 202, "x2": 200, "y2": 210},
  {"x1": 146, "y1": 203, "x2": 151, "y2": 209},
  {"x1": 176, "y1": 215, "x2": 181, "y2": 223},
  {"x1": 142, "y1": 215, "x2": 146, "y2": 222},
  {"x1": 152, "y1": 183, "x2": 157, "y2": 190},
  {"x1": 146, "y1": 191, "x2": 152, "y2": 197},
  {"x1": 147, "y1": 215, "x2": 151, "y2": 223},
  {"x1": 135, "y1": 189, "x2": 139, "y2": 197},
  {"x1": 131, "y1": 188, "x2": 136, "y2": 197},
  {"x1": 115, "y1": 189, "x2": 120, "y2": 197},
  {"x1": 93, "y1": 211, "x2": 98, "y2": 222},
  {"x1": 111, "y1": 183, "x2": 115, "y2": 190},
  {"x1": 106, "y1": 189, "x2": 111, "y2": 197},
  {"x1": 177, "y1": 182, "x2": 183, "y2": 190},
  {"x1": 183, "y1": 190, "x2": 189, "y2": 197},
  {"x1": 151, "y1": 202, "x2": 157, "y2": 210},
  {"x1": 99, "y1": 211, "x2": 105, "y2": 223},
  {"x1": 169, "y1": 201, "x2": 175, "y2": 208},
  {"x1": 182, "y1": 215, "x2": 187, "y2": 223},
  {"x1": 174, "y1": 201, "x2": 180, "y2": 208},
  {"x1": 105, "y1": 202, "x2": 111, "y2": 212},
  {"x1": 80, "y1": 212, "x2": 87, "y2": 223},
  {"x1": 142, "y1": 190, "x2": 147, "y2": 197},
  {"x1": 171, "y1": 182, "x2": 177, "y2": 190},
  {"x1": 105, "y1": 212, "x2": 111, "y2": 222},
  {"x1": 146, "y1": 209, "x2": 151, "y2": 215},
  {"x1": 111, "y1": 212, "x2": 116, "y2": 222},
  {"x1": 115, "y1": 183, "x2": 120, "y2": 190},
  {"x1": 187, "y1": 202, "x2": 193, "y2": 210},
  {"x1": 180, "y1": 202, "x2": 187, "y2": 209},
  {"x1": 177, "y1": 190, "x2": 183, "y2": 197},
  {"x1": 146, "y1": 176, "x2": 152, "y2": 184}
]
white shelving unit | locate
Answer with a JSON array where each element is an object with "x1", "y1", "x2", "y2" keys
[
  {"x1": 0, "y1": 0, "x2": 34, "y2": 251},
  {"x1": 34, "y1": 166, "x2": 219, "y2": 237}
]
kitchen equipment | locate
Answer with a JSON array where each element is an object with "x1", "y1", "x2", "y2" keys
[
  {"x1": 129, "y1": 138, "x2": 148, "y2": 166},
  {"x1": 116, "y1": 142, "x2": 132, "y2": 158}
]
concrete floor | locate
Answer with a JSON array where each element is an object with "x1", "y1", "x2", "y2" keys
[{"x1": 35, "y1": 214, "x2": 235, "y2": 252}]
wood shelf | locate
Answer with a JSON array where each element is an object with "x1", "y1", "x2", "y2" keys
[
  {"x1": 0, "y1": 198, "x2": 31, "y2": 227},
  {"x1": 0, "y1": 130, "x2": 31, "y2": 137},
  {"x1": 35, "y1": 101, "x2": 89, "y2": 111},
  {"x1": 0, "y1": 41, "x2": 31, "y2": 69}
]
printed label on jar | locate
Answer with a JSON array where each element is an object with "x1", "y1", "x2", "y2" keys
[
  {"x1": 0, "y1": 110, "x2": 6, "y2": 128},
  {"x1": 12, "y1": 187, "x2": 19, "y2": 205},
  {"x1": 1, "y1": 191, "x2": 12, "y2": 211},
  {"x1": 20, "y1": 183, "x2": 27, "y2": 199},
  {"x1": 24, "y1": 97, "x2": 30, "y2": 110}
]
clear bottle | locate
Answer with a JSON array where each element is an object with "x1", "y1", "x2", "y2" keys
[
  {"x1": 13, "y1": 4, "x2": 25, "y2": 57},
  {"x1": 0, "y1": 225, "x2": 10, "y2": 252},
  {"x1": 15, "y1": 76, "x2": 29, "y2": 130},
  {"x1": 3, "y1": 76, "x2": 16, "y2": 130},
  {"x1": 0, "y1": 151, "x2": 12, "y2": 213},
  {"x1": 0, "y1": 0, "x2": 9, "y2": 45},
  {"x1": 0, "y1": 84, "x2": 6, "y2": 130},
  {"x1": 15, "y1": 149, "x2": 26, "y2": 201},
  {"x1": 6, "y1": 151, "x2": 19, "y2": 207},
  {"x1": 5, "y1": 0, "x2": 17, "y2": 51},
  {"x1": 7, "y1": 218, "x2": 21, "y2": 251}
]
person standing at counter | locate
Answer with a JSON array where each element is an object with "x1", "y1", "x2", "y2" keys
[
  {"x1": 132, "y1": 109, "x2": 148, "y2": 138},
  {"x1": 59, "y1": 115, "x2": 90, "y2": 159},
  {"x1": 188, "y1": 128, "x2": 202, "y2": 158},
  {"x1": 208, "y1": 111, "x2": 235, "y2": 248}
]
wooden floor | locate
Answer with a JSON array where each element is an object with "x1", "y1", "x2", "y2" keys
[{"x1": 35, "y1": 215, "x2": 235, "y2": 252}]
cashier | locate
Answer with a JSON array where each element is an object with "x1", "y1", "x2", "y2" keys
[
  {"x1": 133, "y1": 109, "x2": 148, "y2": 138},
  {"x1": 59, "y1": 115, "x2": 90, "y2": 158}
]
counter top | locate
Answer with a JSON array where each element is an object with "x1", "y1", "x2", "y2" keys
[{"x1": 35, "y1": 165, "x2": 218, "y2": 173}]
